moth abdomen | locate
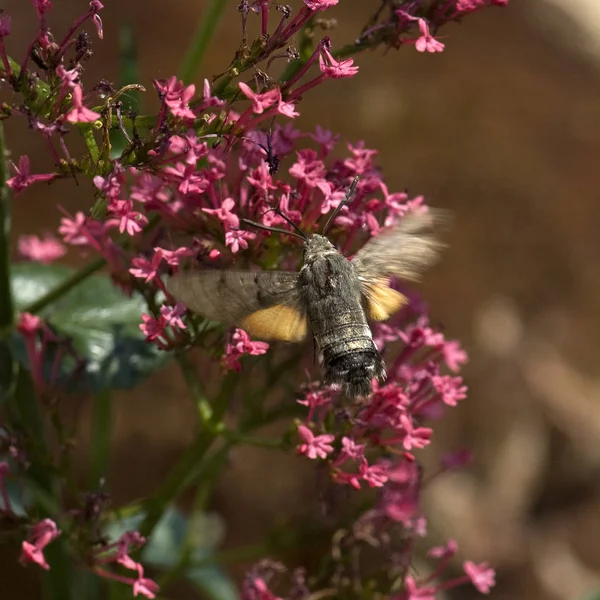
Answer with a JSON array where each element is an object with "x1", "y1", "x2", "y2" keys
[{"x1": 324, "y1": 348, "x2": 385, "y2": 398}]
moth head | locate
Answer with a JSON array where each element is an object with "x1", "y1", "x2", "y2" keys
[{"x1": 303, "y1": 234, "x2": 337, "y2": 263}]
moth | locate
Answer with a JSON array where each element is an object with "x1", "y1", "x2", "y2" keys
[{"x1": 167, "y1": 179, "x2": 444, "y2": 399}]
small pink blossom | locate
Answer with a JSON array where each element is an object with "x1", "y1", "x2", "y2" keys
[
  {"x1": 6, "y1": 156, "x2": 57, "y2": 196},
  {"x1": 225, "y1": 229, "x2": 256, "y2": 253},
  {"x1": 0, "y1": 13, "x2": 12, "y2": 36},
  {"x1": 238, "y1": 82, "x2": 280, "y2": 114},
  {"x1": 319, "y1": 45, "x2": 359, "y2": 78},
  {"x1": 403, "y1": 575, "x2": 437, "y2": 600},
  {"x1": 129, "y1": 250, "x2": 164, "y2": 283},
  {"x1": 107, "y1": 200, "x2": 148, "y2": 235},
  {"x1": 304, "y1": 0, "x2": 338, "y2": 9},
  {"x1": 439, "y1": 340, "x2": 468, "y2": 372},
  {"x1": 133, "y1": 577, "x2": 160, "y2": 598},
  {"x1": 56, "y1": 65, "x2": 79, "y2": 91},
  {"x1": 431, "y1": 375, "x2": 467, "y2": 407},
  {"x1": 428, "y1": 539, "x2": 459, "y2": 559},
  {"x1": 17, "y1": 312, "x2": 41, "y2": 334},
  {"x1": 203, "y1": 197, "x2": 240, "y2": 230},
  {"x1": 224, "y1": 329, "x2": 269, "y2": 371},
  {"x1": 400, "y1": 415, "x2": 432, "y2": 451},
  {"x1": 20, "y1": 519, "x2": 62, "y2": 570},
  {"x1": 415, "y1": 19, "x2": 445, "y2": 53},
  {"x1": 139, "y1": 314, "x2": 166, "y2": 342},
  {"x1": 18, "y1": 234, "x2": 66, "y2": 263},
  {"x1": 155, "y1": 77, "x2": 196, "y2": 120},
  {"x1": 65, "y1": 85, "x2": 101, "y2": 123},
  {"x1": 297, "y1": 425, "x2": 335, "y2": 460},
  {"x1": 32, "y1": 0, "x2": 53, "y2": 19},
  {"x1": 160, "y1": 304, "x2": 186, "y2": 330},
  {"x1": 463, "y1": 561, "x2": 496, "y2": 594}
]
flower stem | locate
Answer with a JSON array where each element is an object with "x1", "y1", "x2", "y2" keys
[
  {"x1": 137, "y1": 371, "x2": 238, "y2": 538},
  {"x1": 0, "y1": 122, "x2": 13, "y2": 328},
  {"x1": 23, "y1": 256, "x2": 106, "y2": 315},
  {"x1": 179, "y1": 0, "x2": 229, "y2": 85}
]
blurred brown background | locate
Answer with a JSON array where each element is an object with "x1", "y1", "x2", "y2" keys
[{"x1": 3, "y1": 1, "x2": 600, "y2": 598}]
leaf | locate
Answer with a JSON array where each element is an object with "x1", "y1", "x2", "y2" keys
[{"x1": 10, "y1": 262, "x2": 168, "y2": 392}]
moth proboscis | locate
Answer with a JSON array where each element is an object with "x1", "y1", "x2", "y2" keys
[{"x1": 167, "y1": 187, "x2": 447, "y2": 400}]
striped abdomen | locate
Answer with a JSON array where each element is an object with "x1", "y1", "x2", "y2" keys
[{"x1": 299, "y1": 248, "x2": 385, "y2": 399}]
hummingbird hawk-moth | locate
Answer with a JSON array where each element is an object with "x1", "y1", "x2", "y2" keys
[{"x1": 166, "y1": 181, "x2": 444, "y2": 399}]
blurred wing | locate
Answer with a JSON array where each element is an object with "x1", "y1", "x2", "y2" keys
[
  {"x1": 166, "y1": 270, "x2": 307, "y2": 342},
  {"x1": 353, "y1": 210, "x2": 447, "y2": 321}
]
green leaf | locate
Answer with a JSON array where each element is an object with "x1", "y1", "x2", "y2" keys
[
  {"x1": 579, "y1": 590, "x2": 600, "y2": 600},
  {"x1": 9, "y1": 262, "x2": 168, "y2": 392}
]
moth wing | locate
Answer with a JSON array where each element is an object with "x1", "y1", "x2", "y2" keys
[
  {"x1": 166, "y1": 270, "x2": 307, "y2": 342},
  {"x1": 352, "y1": 210, "x2": 447, "y2": 321}
]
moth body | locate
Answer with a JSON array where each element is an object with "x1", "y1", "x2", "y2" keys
[{"x1": 300, "y1": 234, "x2": 385, "y2": 397}]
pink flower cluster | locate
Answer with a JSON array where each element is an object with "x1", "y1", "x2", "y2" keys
[{"x1": 0, "y1": 0, "x2": 509, "y2": 596}]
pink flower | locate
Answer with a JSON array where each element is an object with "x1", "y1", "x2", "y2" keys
[
  {"x1": 297, "y1": 425, "x2": 335, "y2": 460},
  {"x1": 140, "y1": 314, "x2": 166, "y2": 342},
  {"x1": 162, "y1": 162, "x2": 209, "y2": 196},
  {"x1": 238, "y1": 82, "x2": 280, "y2": 114},
  {"x1": 428, "y1": 539, "x2": 458, "y2": 559},
  {"x1": 107, "y1": 200, "x2": 148, "y2": 235},
  {"x1": 277, "y1": 97, "x2": 300, "y2": 119},
  {"x1": 65, "y1": 85, "x2": 101, "y2": 123},
  {"x1": 158, "y1": 246, "x2": 194, "y2": 266},
  {"x1": 160, "y1": 304, "x2": 186, "y2": 330},
  {"x1": 400, "y1": 415, "x2": 432, "y2": 451},
  {"x1": 361, "y1": 463, "x2": 389, "y2": 488},
  {"x1": 133, "y1": 577, "x2": 160, "y2": 598},
  {"x1": 304, "y1": 0, "x2": 338, "y2": 10},
  {"x1": 431, "y1": 375, "x2": 467, "y2": 407},
  {"x1": 403, "y1": 575, "x2": 437, "y2": 600},
  {"x1": 17, "y1": 312, "x2": 41, "y2": 334},
  {"x1": 225, "y1": 229, "x2": 256, "y2": 253},
  {"x1": 18, "y1": 234, "x2": 66, "y2": 263},
  {"x1": 129, "y1": 250, "x2": 164, "y2": 283},
  {"x1": 415, "y1": 19, "x2": 445, "y2": 53},
  {"x1": 319, "y1": 45, "x2": 359, "y2": 78},
  {"x1": 155, "y1": 77, "x2": 196, "y2": 120},
  {"x1": 20, "y1": 519, "x2": 62, "y2": 570},
  {"x1": 58, "y1": 212, "x2": 94, "y2": 245},
  {"x1": 0, "y1": 12, "x2": 12, "y2": 36},
  {"x1": 224, "y1": 329, "x2": 269, "y2": 371},
  {"x1": 56, "y1": 65, "x2": 79, "y2": 91},
  {"x1": 203, "y1": 197, "x2": 240, "y2": 230},
  {"x1": 6, "y1": 156, "x2": 57, "y2": 196},
  {"x1": 463, "y1": 561, "x2": 496, "y2": 594},
  {"x1": 32, "y1": 0, "x2": 53, "y2": 19},
  {"x1": 439, "y1": 340, "x2": 468, "y2": 372}
]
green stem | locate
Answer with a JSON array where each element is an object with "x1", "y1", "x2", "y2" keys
[
  {"x1": 0, "y1": 122, "x2": 13, "y2": 327},
  {"x1": 176, "y1": 351, "x2": 212, "y2": 423},
  {"x1": 137, "y1": 372, "x2": 237, "y2": 537},
  {"x1": 22, "y1": 256, "x2": 106, "y2": 315},
  {"x1": 179, "y1": 0, "x2": 229, "y2": 84}
]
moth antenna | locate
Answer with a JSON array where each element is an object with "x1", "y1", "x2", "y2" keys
[
  {"x1": 239, "y1": 218, "x2": 307, "y2": 241},
  {"x1": 322, "y1": 175, "x2": 360, "y2": 235}
]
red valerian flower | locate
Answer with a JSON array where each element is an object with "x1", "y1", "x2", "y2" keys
[
  {"x1": 65, "y1": 85, "x2": 101, "y2": 123},
  {"x1": 297, "y1": 425, "x2": 335, "y2": 460},
  {"x1": 18, "y1": 234, "x2": 66, "y2": 263},
  {"x1": 20, "y1": 519, "x2": 62, "y2": 570},
  {"x1": 6, "y1": 156, "x2": 57, "y2": 196}
]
